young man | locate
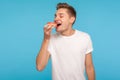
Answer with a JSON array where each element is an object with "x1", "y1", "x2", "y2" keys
[{"x1": 36, "y1": 3, "x2": 95, "y2": 80}]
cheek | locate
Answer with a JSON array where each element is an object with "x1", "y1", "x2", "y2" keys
[
  {"x1": 61, "y1": 18, "x2": 70, "y2": 26},
  {"x1": 62, "y1": 19, "x2": 68, "y2": 24}
]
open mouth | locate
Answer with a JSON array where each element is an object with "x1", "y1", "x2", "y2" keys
[
  {"x1": 55, "y1": 20, "x2": 62, "y2": 28},
  {"x1": 57, "y1": 23, "x2": 62, "y2": 27}
]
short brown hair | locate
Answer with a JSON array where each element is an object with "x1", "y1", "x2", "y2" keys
[{"x1": 56, "y1": 3, "x2": 76, "y2": 24}]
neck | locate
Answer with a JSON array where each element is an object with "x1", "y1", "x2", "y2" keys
[{"x1": 60, "y1": 27, "x2": 75, "y2": 36}]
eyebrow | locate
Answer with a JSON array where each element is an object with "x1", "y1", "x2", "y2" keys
[{"x1": 54, "y1": 13, "x2": 64, "y2": 17}]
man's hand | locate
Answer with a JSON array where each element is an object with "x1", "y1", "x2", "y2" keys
[
  {"x1": 36, "y1": 22, "x2": 56, "y2": 71},
  {"x1": 44, "y1": 22, "x2": 57, "y2": 40}
]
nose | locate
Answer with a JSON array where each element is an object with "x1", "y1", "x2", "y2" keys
[
  {"x1": 54, "y1": 16, "x2": 59, "y2": 22},
  {"x1": 54, "y1": 19, "x2": 57, "y2": 22}
]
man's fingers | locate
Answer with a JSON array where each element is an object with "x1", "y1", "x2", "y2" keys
[
  {"x1": 44, "y1": 25, "x2": 53, "y2": 30},
  {"x1": 44, "y1": 25, "x2": 53, "y2": 36},
  {"x1": 43, "y1": 22, "x2": 56, "y2": 40}
]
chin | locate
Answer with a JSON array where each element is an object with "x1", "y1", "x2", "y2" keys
[
  {"x1": 56, "y1": 28, "x2": 67, "y2": 34},
  {"x1": 55, "y1": 28, "x2": 63, "y2": 33},
  {"x1": 56, "y1": 29, "x2": 61, "y2": 32}
]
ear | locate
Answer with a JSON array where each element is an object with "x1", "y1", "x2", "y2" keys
[{"x1": 70, "y1": 16, "x2": 75, "y2": 24}]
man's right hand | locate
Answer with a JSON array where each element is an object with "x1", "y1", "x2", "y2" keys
[
  {"x1": 44, "y1": 22, "x2": 57, "y2": 40},
  {"x1": 36, "y1": 22, "x2": 56, "y2": 71}
]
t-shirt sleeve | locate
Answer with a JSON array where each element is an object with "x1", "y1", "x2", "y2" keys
[
  {"x1": 48, "y1": 38, "x2": 54, "y2": 55},
  {"x1": 85, "y1": 35, "x2": 93, "y2": 54}
]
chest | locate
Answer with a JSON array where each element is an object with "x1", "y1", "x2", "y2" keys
[{"x1": 52, "y1": 38, "x2": 88, "y2": 57}]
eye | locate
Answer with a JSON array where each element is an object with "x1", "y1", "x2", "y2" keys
[
  {"x1": 60, "y1": 15, "x2": 64, "y2": 18},
  {"x1": 60, "y1": 14, "x2": 64, "y2": 18}
]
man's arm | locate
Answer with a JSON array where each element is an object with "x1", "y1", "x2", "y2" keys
[
  {"x1": 36, "y1": 39, "x2": 51, "y2": 71},
  {"x1": 85, "y1": 53, "x2": 95, "y2": 80},
  {"x1": 36, "y1": 22, "x2": 56, "y2": 71}
]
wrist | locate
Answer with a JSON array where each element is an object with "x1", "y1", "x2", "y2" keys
[{"x1": 43, "y1": 38, "x2": 50, "y2": 42}]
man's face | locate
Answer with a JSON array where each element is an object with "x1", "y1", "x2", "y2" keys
[{"x1": 54, "y1": 8, "x2": 74, "y2": 33}]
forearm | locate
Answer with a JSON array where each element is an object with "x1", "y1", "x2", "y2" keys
[
  {"x1": 36, "y1": 39, "x2": 50, "y2": 71},
  {"x1": 86, "y1": 66, "x2": 95, "y2": 80}
]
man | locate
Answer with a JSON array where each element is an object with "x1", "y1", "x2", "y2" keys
[{"x1": 36, "y1": 3, "x2": 95, "y2": 80}]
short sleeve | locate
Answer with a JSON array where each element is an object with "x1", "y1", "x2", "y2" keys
[
  {"x1": 85, "y1": 35, "x2": 93, "y2": 54},
  {"x1": 48, "y1": 38, "x2": 54, "y2": 55}
]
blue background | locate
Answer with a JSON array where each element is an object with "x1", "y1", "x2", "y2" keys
[{"x1": 0, "y1": 0, "x2": 120, "y2": 80}]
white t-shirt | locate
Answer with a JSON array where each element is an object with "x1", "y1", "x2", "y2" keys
[{"x1": 48, "y1": 30, "x2": 93, "y2": 80}]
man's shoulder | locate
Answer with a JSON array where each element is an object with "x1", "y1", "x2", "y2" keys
[
  {"x1": 76, "y1": 30, "x2": 90, "y2": 37},
  {"x1": 76, "y1": 30, "x2": 92, "y2": 43}
]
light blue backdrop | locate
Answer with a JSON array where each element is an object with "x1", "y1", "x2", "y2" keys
[{"x1": 0, "y1": 0, "x2": 120, "y2": 80}]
